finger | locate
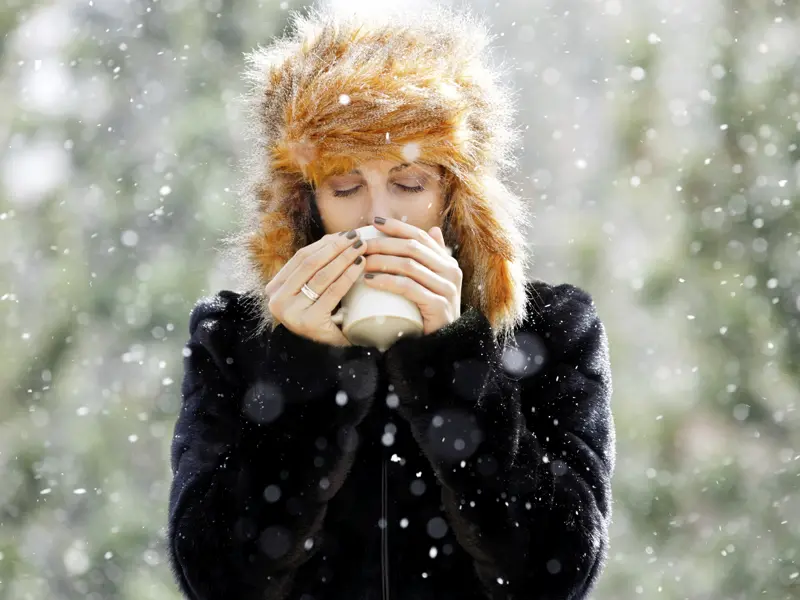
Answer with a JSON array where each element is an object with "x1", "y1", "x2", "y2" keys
[
  {"x1": 428, "y1": 226, "x2": 448, "y2": 251},
  {"x1": 363, "y1": 272, "x2": 448, "y2": 314},
  {"x1": 364, "y1": 254, "x2": 456, "y2": 299},
  {"x1": 311, "y1": 258, "x2": 366, "y2": 315},
  {"x1": 364, "y1": 236, "x2": 453, "y2": 277},
  {"x1": 281, "y1": 230, "x2": 360, "y2": 296},
  {"x1": 373, "y1": 217, "x2": 447, "y2": 257},
  {"x1": 306, "y1": 237, "x2": 367, "y2": 296},
  {"x1": 264, "y1": 230, "x2": 355, "y2": 296},
  {"x1": 428, "y1": 226, "x2": 454, "y2": 258}
]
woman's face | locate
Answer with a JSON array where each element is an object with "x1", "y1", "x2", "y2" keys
[{"x1": 314, "y1": 159, "x2": 447, "y2": 234}]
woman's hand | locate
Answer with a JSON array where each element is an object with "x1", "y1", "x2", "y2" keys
[
  {"x1": 363, "y1": 217, "x2": 462, "y2": 335},
  {"x1": 264, "y1": 230, "x2": 367, "y2": 346}
]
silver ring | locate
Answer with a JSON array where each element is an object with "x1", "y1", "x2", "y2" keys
[{"x1": 300, "y1": 283, "x2": 320, "y2": 302}]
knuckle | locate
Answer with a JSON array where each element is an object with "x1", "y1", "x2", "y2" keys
[
  {"x1": 431, "y1": 293, "x2": 447, "y2": 307},
  {"x1": 267, "y1": 296, "x2": 282, "y2": 315},
  {"x1": 340, "y1": 269, "x2": 358, "y2": 286},
  {"x1": 315, "y1": 260, "x2": 334, "y2": 276},
  {"x1": 302, "y1": 255, "x2": 322, "y2": 270},
  {"x1": 405, "y1": 257, "x2": 416, "y2": 272},
  {"x1": 341, "y1": 253, "x2": 358, "y2": 271},
  {"x1": 329, "y1": 277, "x2": 344, "y2": 292}
]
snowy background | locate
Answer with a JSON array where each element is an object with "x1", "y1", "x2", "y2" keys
[{"x1": 1, "y1": 0, "x2": 799, "y2": 597}]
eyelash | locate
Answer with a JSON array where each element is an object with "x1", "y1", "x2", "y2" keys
[{"x1": 333, "y1": 184, "x2": 425, "y2": 198}]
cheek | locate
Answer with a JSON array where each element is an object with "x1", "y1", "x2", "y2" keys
[
  {"x1": 315, "y1": 193, "x2": 365, "y2": 230},
  {"x1": 396, "y1": 192, "x2": 445, "y2": 223}
]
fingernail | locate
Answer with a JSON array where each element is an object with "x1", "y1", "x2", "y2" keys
[
  {"x1": 338, "y1": 230, "x2": 346, "y2": 236},
  {"x1": 346, "y1": 229, "x2": 357, "y2": 239},
  {"x1": 354, "y1": 256, "x2": 363, "y2": 265},
  {"x1": 373, "y1": 217, "x2": 386, "y2": 225},
  {"x1": 353, "y1": 239, "x2": 364, "y2": 249},
  {"x1": 364, "y1": 273, "x2": 375, "y2": 279}
]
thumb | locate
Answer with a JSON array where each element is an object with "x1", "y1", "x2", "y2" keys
[{"x1": 429, "y1": 226, "x2": 445, "y2": 248}]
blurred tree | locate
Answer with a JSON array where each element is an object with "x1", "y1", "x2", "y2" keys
[
  {"x1": 0, "y1": 1, "x2": 293, "y2": 598},
  {"x1": 632, "y1": 0, "x2": 800, "y2": 597}
]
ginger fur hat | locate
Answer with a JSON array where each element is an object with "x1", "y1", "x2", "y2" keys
[{"x1": 223, "y1": 1, "x2": 533, "y2": 342}]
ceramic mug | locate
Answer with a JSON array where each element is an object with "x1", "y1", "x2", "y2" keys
[{"x1": 331, "y1": 225, "x2": 424, "y2": 351}]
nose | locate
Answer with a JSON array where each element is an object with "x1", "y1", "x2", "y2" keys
[{"x1": 365, "y1": 188, "x2": 392, "y2": 225}]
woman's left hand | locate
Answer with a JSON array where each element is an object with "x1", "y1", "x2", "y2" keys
[{"x1": 363, "y1": 217, "x2": 462, "y2": 335}]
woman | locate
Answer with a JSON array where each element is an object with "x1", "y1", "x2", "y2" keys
[{"x1": 167, "y1": 4, "x2": 616, "y2": 600}]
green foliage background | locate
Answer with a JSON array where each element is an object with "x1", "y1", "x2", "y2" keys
[{"x1": 1, "y1": 0, "x2": 798, "y2": 598}]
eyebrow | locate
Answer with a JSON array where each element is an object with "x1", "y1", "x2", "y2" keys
[{"x1": 347, "y1": 163, "x2": 411, "y2": 176}]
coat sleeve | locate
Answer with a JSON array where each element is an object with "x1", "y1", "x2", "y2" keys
[
  {"x1": 382, "y1": 282, "x2": 616, "y2": 600},
  {"x1": 167, "y1": 293, "x2": 379, "y2": 600}
]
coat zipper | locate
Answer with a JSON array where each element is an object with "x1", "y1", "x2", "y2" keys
[
  {"x1": 378, "y1": 353, "x2": 391, "y2": 600},
  {"x1": 381, "y1": 456, "x2": 390, "y2": 600}
]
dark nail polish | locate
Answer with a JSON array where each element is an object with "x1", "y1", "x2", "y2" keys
[
  {"x1": 354, "y1": 256, "x2": 363, "y2": 265},
  {"x1": 346, "y1": 229, "x2": 357, "y2": 239},
  {"x1": 373, "y1": 217, "x2": 386, "y2": 225},
  {"x1": 338, "y1": 230, "x2": 346, "y2": 235},
  {"x1": 364, "y1": 273, "x2": 375, "y2": 279},
  {"x1": 353, "y1": 239, "x2": 363, "y2": 249}
]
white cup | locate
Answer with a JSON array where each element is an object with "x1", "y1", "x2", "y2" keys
[{"x1": 331, "y1": 225, "x2": 424, "y2": 351}]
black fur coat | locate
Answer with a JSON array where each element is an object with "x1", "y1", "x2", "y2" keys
[{"x1": 166, "y1": 279, "x2": 616, "y2": 600}]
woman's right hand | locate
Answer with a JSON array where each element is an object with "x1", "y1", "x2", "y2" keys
[{"x1": 265, "y1": 229, "x2": 367, "y2": 346}]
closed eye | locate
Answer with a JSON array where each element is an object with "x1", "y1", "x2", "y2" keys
[
  {"x1": 333, "y1": 183, "x2": 425, "y2": 197},
  {"x1": 397, "y1": 183, "x2": 424, "y2": 193},
  {"x1": 332, "y1": 187, "x2": 360, "y2": 198}
]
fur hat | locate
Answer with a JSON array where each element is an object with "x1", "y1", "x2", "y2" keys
[{"x1": 223, "y1": 1, "x2": 532, "y2": 341}]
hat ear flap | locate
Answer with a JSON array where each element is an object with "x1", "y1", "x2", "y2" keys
[
  {"x1": 245, "y1": 174, "x2": 312, "y2": 282},
  {"x1": 445, "y1": 174, "x2": 528, "y2": 338},
  {"x1": 239, "y1": 174, "x2": 316, "y2": 335}
]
